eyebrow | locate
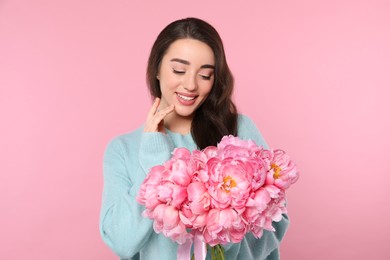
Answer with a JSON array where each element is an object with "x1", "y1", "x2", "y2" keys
[{"x1": 170, "y1": 58, "x2": 215, "y2": 69}]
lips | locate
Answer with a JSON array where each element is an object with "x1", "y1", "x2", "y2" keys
[
  {"x1": 177, "y1": 93, "x2": 196, "y2": 101},
  {"x1": 176, "y1": 92, "x2": 198, "y2": 105}
]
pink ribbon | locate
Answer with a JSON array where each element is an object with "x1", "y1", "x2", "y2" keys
[{"x1": 177, "y1": 231, "x2": 207, "y2": 260}]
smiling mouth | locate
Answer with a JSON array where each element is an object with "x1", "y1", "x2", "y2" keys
[{"x1": 176, "y1": 93, "x2": 197, "y2": 101}]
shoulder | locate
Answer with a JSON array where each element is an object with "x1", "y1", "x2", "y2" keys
[
  {"x1": 237, "y1": 114, "x2": 269, "y2": 149},
  {"x1": 104, "y1": 125, "x2": 145, "y2": 157},
  {"x1": 237, "y1": 114, "x2": 256, "y2": 128},
  {"x1": 237, "y1": 114, "x2": 259, "y2": 136}
]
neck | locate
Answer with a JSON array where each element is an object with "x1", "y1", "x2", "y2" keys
[{"x1": 164, "y1": 112, "x2": 193, "y2": 135}]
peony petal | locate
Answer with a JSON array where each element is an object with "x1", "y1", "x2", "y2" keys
[
  {"x1": 163, "y1": 205, "x2": 179, "y2": 229},
  {"x1": 172, "y1": 147, "x2": 191, "y2": 160},
  {"x1": 187, "y1": 182, "x2": 207, "y2": 200},
  {"x1": 172, "y1": 159, "x2": 192, "y2": 186},
  {"x1": 179, "y1": 210, "x2": 193, "y2": 226},
  {"x1": 172, "y1": 186, "x2": 188, "y2": 207}
]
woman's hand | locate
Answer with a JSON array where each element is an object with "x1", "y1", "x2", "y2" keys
[{"x1": 144, "y1": 98, "x2": 174, "y2": 133}]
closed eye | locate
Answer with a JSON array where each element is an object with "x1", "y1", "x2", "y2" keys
[
  {"x1": 173, "y1": 69, "x2": 185, "y2": 74},
  {"x1": 200, "y1": 74, "x2": 212, "y2": 80}
]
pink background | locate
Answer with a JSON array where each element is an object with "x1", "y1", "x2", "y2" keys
[{"x1": 1, "y1": 0, "x2": 389, "y2": 259}]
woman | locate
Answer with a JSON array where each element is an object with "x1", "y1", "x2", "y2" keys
[{"x1": 100, "y1": 17, "x2": 289, "y2": 259}]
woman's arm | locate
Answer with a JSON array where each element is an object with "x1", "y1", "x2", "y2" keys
[
  {"x1": 100, "y1": 98, "x2": 176, "y2": 258},
  {"x1": 100, "y1": 132, "x2": 174, "y2": 258}
]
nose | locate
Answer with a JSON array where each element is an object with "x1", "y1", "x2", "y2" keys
[{"x1": 183, "y1": 73, "x2": 198, "y2": 92}]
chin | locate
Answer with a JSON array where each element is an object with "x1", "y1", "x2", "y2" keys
[{"x1": 174, "y1": 108, "x2": 197, "y2": 118}]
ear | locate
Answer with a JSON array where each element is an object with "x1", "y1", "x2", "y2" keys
[{"x1": 156, "y1": 75, "x2": 160, "y2": 80}]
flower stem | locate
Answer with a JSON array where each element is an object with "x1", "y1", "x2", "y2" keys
[
  {"x1": 210, "y1": 244, "x2": 225, "y2": 260},
  {"x1": 193, "y1": 244, "x2": 225, "y2": 260}
]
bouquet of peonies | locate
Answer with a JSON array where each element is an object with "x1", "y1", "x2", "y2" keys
[{"x1": 136, "y1": 135, "x2": 299, "y2": 260}]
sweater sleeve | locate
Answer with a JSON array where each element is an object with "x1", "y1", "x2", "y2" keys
[
  {"x1": 224, "y1": 115, "x2": 290, "y2": 260},
  {"x1": 99, "y1": 132, "x2": 174, "y2": 259}
]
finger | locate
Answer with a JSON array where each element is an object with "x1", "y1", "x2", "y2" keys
[
  {"x1": 144, "y1": 104, "x2": 174, "y2": 133},
  {"x1": 158, "y1": 104, "x2": 175, "y2": 118},
  {"x1": 147, "y1": 97, "x2": 160, "y2": 121},
  {"x1": 156, "y1": 106, "x2": 174, "y2": 133},
  {"x1": 150, "y1": 105, "x2": 174, "y2": 124},
  {"x1": 158, "y1": 104, "x2": 175, "y2": 115}
]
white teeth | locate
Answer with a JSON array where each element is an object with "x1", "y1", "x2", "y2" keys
[{"x1": 177, "y1": 93, "x2": 196, "y2": 101}]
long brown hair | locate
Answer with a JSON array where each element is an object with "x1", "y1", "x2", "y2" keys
[{"x1": 146, "y1": 17, "x2": 237, "y2": 149}]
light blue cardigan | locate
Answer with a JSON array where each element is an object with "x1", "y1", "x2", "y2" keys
[{"x1": 100, "y1": 114, "x2": 289, "y2": 259}]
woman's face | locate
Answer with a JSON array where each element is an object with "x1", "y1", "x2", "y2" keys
[{"x1": 157, "y1": 38, "x2": 215, "y2": 118}]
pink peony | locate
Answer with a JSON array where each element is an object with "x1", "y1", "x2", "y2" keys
[
  {"x1": 190, "y1": 149, "x2": 210, "y2": 183},
  {"x1": 217, "y1": 135, "x2": 258, "y2": 151},
  {"x1": 203, "y1": 208, "x2": 246, "y2": 246},
  {"x1": 244, "y1": 185, "x2": 284, "y2": 237},
  {"x1": 152, "y1": 204, "x2": 192, "y2": 244},
  {"x1": 187, "y1": 181, "x2": 210, "y2": 214},
  {"x1": 207, "y1": 157, "x2": 253, "y2": 213},
  {"x1": 182, "y1": 181, "x2": 210, "y2": 229},
  {"x1": 136, "y1": 148, "x2": 196, "y2": 244},
  {"x1": 261, "y1": 149, "x2": 299, "y2": 189}
]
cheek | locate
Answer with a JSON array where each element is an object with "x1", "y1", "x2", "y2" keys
[
  {"x1": 200, "y1": 81, "x2": 214, "y2": 96},
  {"x1": 160, "y1": 73, "x2": 180, "y2": 90}
]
